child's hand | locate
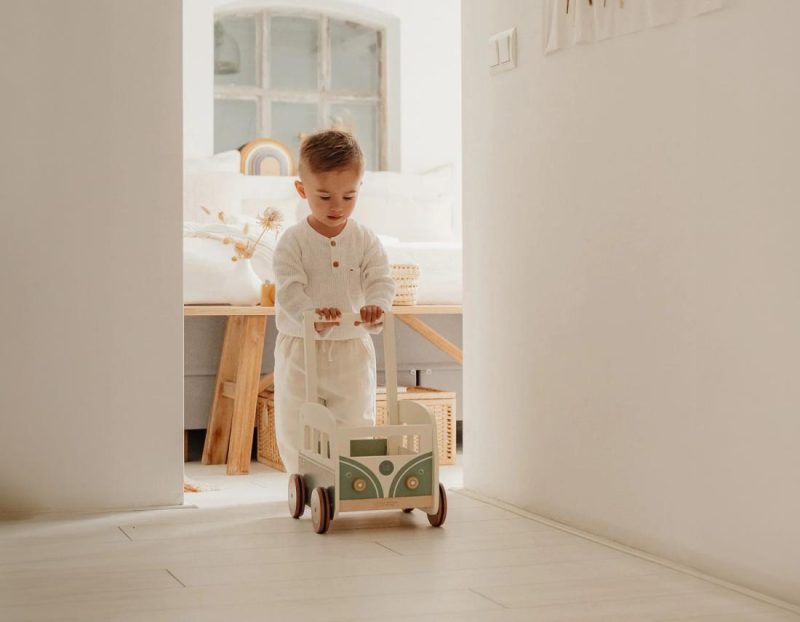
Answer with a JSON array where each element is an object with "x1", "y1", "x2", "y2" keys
[
  {"x1": 356, "y1": 305, "x2": 384, "y2": 327},
  {"x1": 314, "y1": 307, "x2": 341, "y2": 333}
]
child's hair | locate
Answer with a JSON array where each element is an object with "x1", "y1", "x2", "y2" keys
[{"x1": 299, "y1": 130, "x2": 364, "y2": 175}]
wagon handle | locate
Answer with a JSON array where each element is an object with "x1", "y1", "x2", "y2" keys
[{"x1": 302, "y1": 311, "x2": 399, "y2": 425}]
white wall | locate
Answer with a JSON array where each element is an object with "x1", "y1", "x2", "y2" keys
[
  {"x1": 184, "y1": 0, "x2": 216, "y2": 161},
  {"x1": 183, "y1": 0, "x2": 462, "y2": 178},
  {"x1": 0, "y1": 0, "x2": 184, "y2": 515},
  {"x1": 462, "y1": 0, "x2": 800, "y2": 606}
]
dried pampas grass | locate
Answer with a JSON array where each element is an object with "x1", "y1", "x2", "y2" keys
[{"x1": 195, "y1": 206, "x2": 283, "y2": 262}]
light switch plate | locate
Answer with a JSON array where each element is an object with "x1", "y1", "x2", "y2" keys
[{"x1": 489, "y1": 27, "x2": 517, "y2": 74}]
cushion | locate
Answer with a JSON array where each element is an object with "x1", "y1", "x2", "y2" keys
[
  {"x1": 183, "y1": 171, "x2": 244, "y2": 224},
  {"x1": 294, "y1": 166, "x2": 456, "y2": 242},
  {"x1": 183, "y1": 150, "x2": 241, "y2": 175}
]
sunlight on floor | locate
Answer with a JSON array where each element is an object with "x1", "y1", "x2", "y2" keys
[{"x1": 1, "y1": 453, "x2": 797, "y2": 622}]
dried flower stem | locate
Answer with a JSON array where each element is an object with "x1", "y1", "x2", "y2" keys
[{"x1": 189, "y1": 207, "x2": 283, "y2": 262}]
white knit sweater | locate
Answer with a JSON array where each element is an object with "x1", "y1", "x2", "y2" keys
[{"x1": 274, "y1": 218, "x2": 395, "y2": 340}]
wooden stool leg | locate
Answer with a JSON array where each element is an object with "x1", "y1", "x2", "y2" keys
[
  {"x1": 203, "y1": 316, "x2": 245, "y2": 465},
  {"x1": 226, "y1": 315, "x2": 267, "y2": 475}
]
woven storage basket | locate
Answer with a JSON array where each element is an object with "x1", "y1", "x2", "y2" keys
[
  {"x1": 256, "y1": 390, "x2": 285, "y2": 472},
  {"x1": 390, "y1": 264, "x2": 420, "y2": 306},
  {"x1": 375, "y1": 387, "x2": 456, "y2": 465},
  {"x1": 257, "y1": 386, "x2": 456, "y2": 469}
]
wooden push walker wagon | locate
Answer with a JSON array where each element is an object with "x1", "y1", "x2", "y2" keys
[{"x1": 288, "y1": 311, "x2": 448, "y2": 534}]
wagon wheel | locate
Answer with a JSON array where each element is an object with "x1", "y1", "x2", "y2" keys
[
  {"x1": 311, "y1": 487, "x2": 332, "y2": 534},
  {"x1": 288, "y1": 474, "x2": 306, "y2": 519},
  {"x1": 427, "y1": 483, "x2": 448, "y2": 527}
]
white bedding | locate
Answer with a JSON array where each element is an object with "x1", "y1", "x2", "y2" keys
[
  {"x1": 383, "y1": 240, "x2": 462, "y2": 305},
  {"x1": 183, "y1": 225, "x2": 462, "y2": 306},
  {"x1": 183, "y1": 157, "x2": 462, "y2": 305}
]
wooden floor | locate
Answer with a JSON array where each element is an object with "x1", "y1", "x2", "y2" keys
[{"x1": 1, "y1": 460, "x2": 797, "y2": 622}]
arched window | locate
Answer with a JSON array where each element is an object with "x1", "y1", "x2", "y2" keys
[{"x1": 214, "y1": 10, "x2": 385, "y2": 170}]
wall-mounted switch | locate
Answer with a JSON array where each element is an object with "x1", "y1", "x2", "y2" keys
[
  {"x1": 498, "y1": 35, "x2": 511, "y2": 63},
  {"x1": 489, "y1": 38, "x2": 500, "y2": 68},
  {"x1": 489, "y1": 27, "x2": 517, "y2": 74}
]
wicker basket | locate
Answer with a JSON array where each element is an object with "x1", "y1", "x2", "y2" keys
[
  {"x1": 256, "y1": 385, "x2": 456, "y2": 470},
  {"x1": 256, "y1": 390, "x2": 285, "y2": 472},
  {"x1": 390, "y1": 264, "x2": 420, "y2": 306},
  {"x1": 376, "y1": 387, "x2": 456, "y2": 465}
]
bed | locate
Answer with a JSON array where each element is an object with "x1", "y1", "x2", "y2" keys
[{"x1": 183, "y1": 141, "x2": 462, "y2": 306}]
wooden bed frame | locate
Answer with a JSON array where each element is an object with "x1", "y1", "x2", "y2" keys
[{"x1": 184, "y1": 304, "x2": 462, "y2": 475}]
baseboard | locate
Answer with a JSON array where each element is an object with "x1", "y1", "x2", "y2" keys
[
  {"x1": 455, "y1": 488, "x2": 800, "y2": 616},
  {"x1": 0, "y1": 502, "x2": 197, "y2": 523}
]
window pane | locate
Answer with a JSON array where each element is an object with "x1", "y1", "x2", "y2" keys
[
  {"x1": 270, "y1": 17, "x2": 319, "y2": 91},
  {"x1": 215, "y1": 99, "x2": 258, "y2": 152},
  {"x1": 330, "y1": 103, "x2": 379, "y2": 170},
  {"x1": 330, "y1": 20, "x2": 380, "y2": 95},
  {"x1": 271, "y1": 101, "x2": 319, "y2": 161},
  {"x1": 214, "y1": 16, "x2": 258, "y2": 87}
]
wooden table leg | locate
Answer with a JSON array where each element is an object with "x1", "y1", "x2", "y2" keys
[
  {"x1": 202, "y1": 316, "x2": 245, "y2": 465},
  {"x1": 397, "y1": 315, "x2": 463, "y2": 364},
  {"x1": 258, "y1": 372, "x2": 274, "y2": 393},
  {"x1": 226, "y1": 315, "x2": 267, "y2": 475}
]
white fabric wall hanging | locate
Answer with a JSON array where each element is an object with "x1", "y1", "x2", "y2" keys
[{"x1": 545, "y1": 0, "x2": 724, "y2": 54}]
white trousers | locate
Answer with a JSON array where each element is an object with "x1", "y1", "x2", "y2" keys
[{"x1": 274, "y1": 334, "x2": 376, "y2": 474}]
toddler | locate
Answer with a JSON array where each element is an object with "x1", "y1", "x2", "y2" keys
[{"x1": 273, "y1": 130, "x2": 395, "y2": 474}]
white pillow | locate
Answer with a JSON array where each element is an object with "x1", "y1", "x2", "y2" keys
[
  {"x1": 183, "y1": 150, "x2": 241, "y2": 175},
  {"x1": 293, "y1": 167, "x2": 457, "y2": 242},
  {"x1": 239, "y1": 175, "x2": 302, "y2": 233},
  {"x1": 183, "y1": 172, "x2": 244, "y2": 224},
  {"x1": 355, "y1": 166, "x2": 456, "y2": 242},
  {"x1": 377, "y1": 234, "x2": 400, "y2": 245}
]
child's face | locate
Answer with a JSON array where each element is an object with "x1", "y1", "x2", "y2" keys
[{"x1": 295, "y1": 165, "x2": 363, "y2": 235}]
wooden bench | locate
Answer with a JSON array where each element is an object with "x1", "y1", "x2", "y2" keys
[{"x1": 184, "y1": 305, "x2": 462, "y2": 474}]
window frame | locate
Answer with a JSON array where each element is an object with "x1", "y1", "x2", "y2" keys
[{"x1": 214, "y1": 9, "x2": 387, "y2": 170}]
